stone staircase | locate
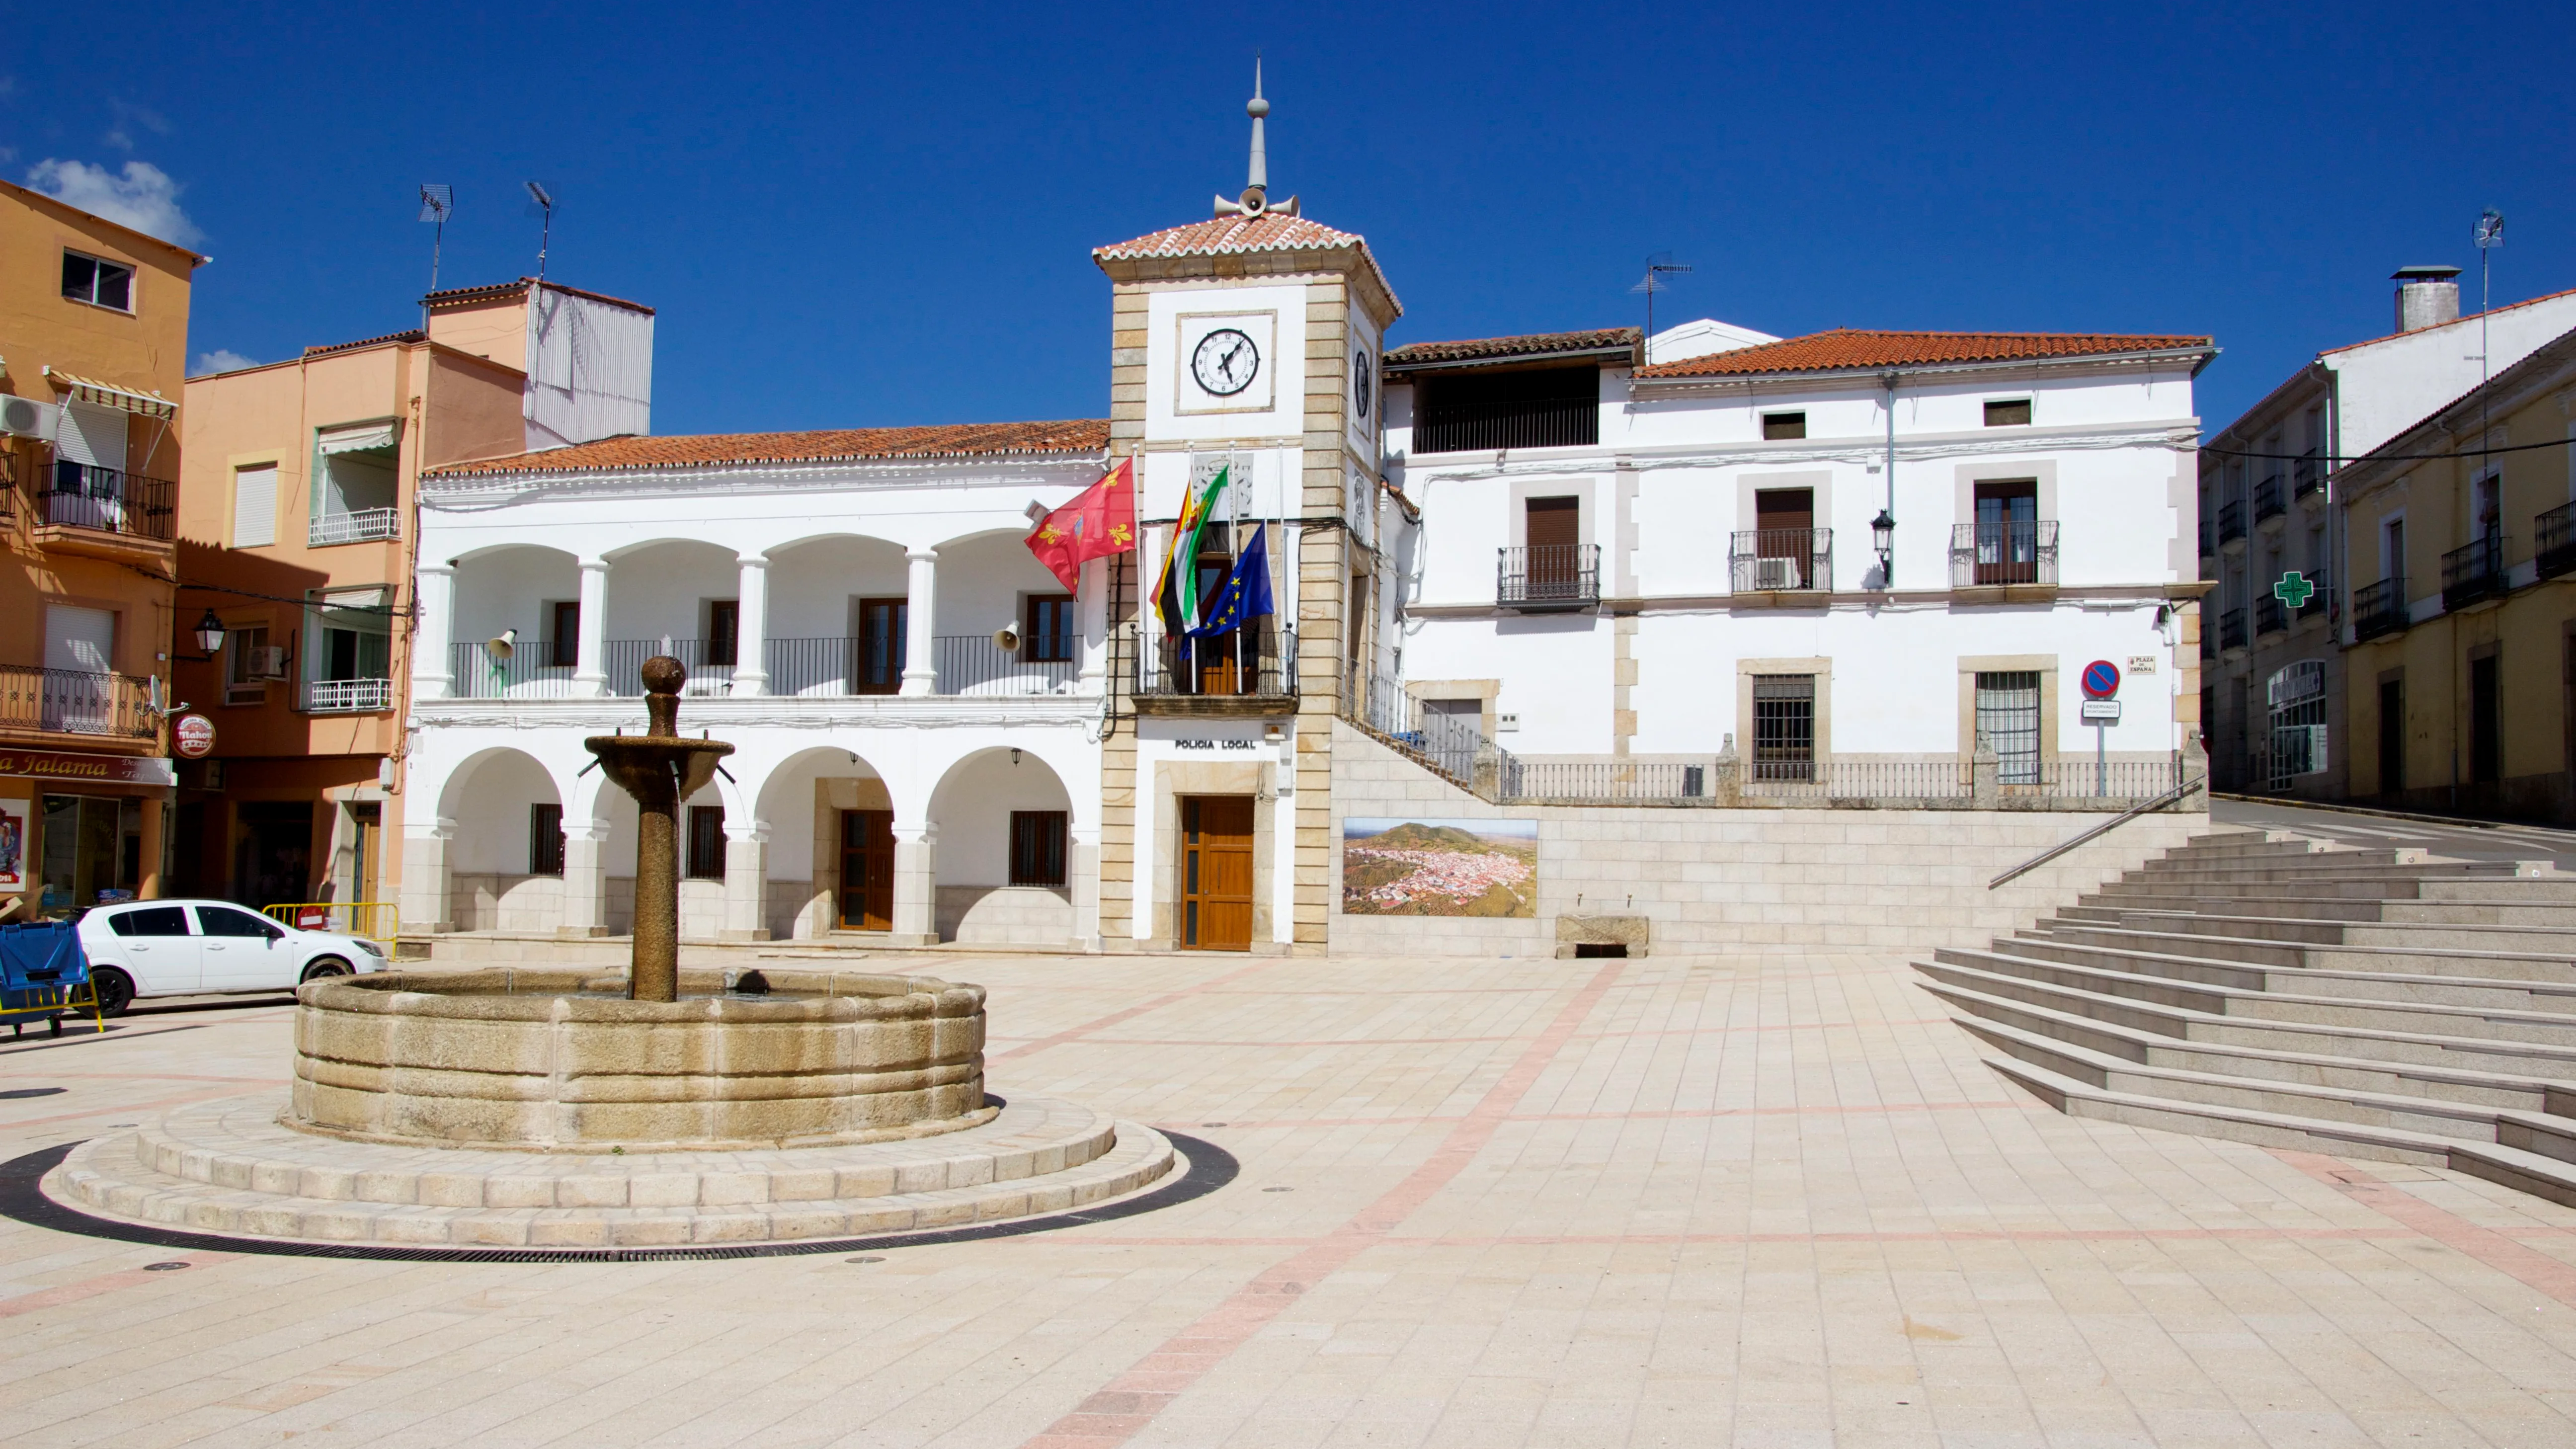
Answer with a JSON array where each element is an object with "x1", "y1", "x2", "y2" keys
[{"x1": 1914, "y1": 828, "x2": 2576, "y2": 1207}]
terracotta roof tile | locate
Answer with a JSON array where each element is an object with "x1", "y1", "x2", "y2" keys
[
  {"x1": 304, "y1": 329, "x2": 425, "y2": 358},
  {"x1": 1635, "y1": 328, "x2": 2212, "y2": 379},
  {"x1": 1094, "y1": 213, "x2": 1401, "y2": 315},
  {"x1": 423, "y1": 419, "x2": 1110, "y2": 478},
  {"x1": 1384, "y1": 327, "x2": 1641, "y2": 368},
  {"x1": 420, "y1": 277, "x2": 656, "y2": 316}
]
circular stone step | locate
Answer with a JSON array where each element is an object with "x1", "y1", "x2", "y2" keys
[{"x1": 48, "y1": 1093, "x2": 1173, "y2": 1249}]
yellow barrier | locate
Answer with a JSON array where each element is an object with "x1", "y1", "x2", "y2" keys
[
  {"x1": 263, "y1": 901, "x2": 400, "y2": 942},
  {"x1": 2, "y1": 979, "x2": 103, "y2": 1037}
]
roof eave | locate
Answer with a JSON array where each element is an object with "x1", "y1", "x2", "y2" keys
[
  {"x1": 1385, "y1": 342, "x2": 1640, "y2": 376},
  {"x1": 1632, "y1": 345, "x2": 2218, "y2": 388}
]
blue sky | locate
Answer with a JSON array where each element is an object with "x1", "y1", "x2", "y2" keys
[{"x1": 8, "y1": 2, "x2": 2572, "y2": 436}]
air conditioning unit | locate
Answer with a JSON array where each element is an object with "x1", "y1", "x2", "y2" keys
[
  {"x1": 1752, "y1": 557, "x2": 1803, "y2": 590},
  {"x1": 0, "y1": 395, "x2": 58, "y2": 441},
  {"x1": 247, "y1": 646, "x2": 288, "y2": 680}
]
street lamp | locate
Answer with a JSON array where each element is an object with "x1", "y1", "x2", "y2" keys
[
  {"x1": 191, "y1": 610, "x2": 226, "y2": 658},
  {"x1": 1870, "y1": 509, "x2": 1896, "y2": 587}
]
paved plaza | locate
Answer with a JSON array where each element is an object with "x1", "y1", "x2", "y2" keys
[{"x1": 5, "y1": 928, "x2": 2576, "y2": 1446}]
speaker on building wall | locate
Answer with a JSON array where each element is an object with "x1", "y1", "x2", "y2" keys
[
  {"x1": 991, "y1": 626, "x2": 1021, "y2": 652},
  {"x1": 487, "y1": 629, "x2": 517, "y2": 660}
]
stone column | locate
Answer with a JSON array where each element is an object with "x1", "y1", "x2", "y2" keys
[
  {"x1": 900, "y1": 547, "x2": 937, "y2": 696},
  {"x1": 138, "y1": 794, "x2": 166, "y2": 900},
  {"x1": 400, "y1": 817, "x2": 455, "y2": 933},
  {"x1": 1972, "y1": 741, "x2": 2001, "y2": 808},
  {"x1": 889, "y1": 822, "x2": 937, "y2": 945},
  {"x1": 721, "y1": 818, "x2": 771, "y2": 940},
  {"x1": 559, "y1": 819, "x2": 610, "y2": 937},
  {"x1": 730, "y1": 555, "x2": 769, "y2": 697},
  {"x1": 1077, "y1": 557, "x2": 1110, "y2": 695},
  {"x1": 572, "y1": 557, "x2": 611, "y2": 697},
  {"x1": 412, "y1": 563, "x2": 455, "y2": 700}
]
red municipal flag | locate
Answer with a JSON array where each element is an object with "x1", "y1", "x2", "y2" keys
[{"x1": 1025, "y1": 457, "x2": 1138, "y2": 595}]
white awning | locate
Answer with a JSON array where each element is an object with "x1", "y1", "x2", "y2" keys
[
  {"x1": 41, "y1": 366, "x2": 175, "y2": 421},
  {"x1": 317, "y1": 420, "x2": 398, "y2": 454}
]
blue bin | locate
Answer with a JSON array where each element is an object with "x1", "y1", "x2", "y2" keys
[{"x1": 0, "y1": 922, "x2": 91, "y2": 1030}]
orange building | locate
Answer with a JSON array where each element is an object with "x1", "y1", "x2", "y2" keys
[
  {"x1": 0, "y1": 178, "x2": 203, "y2": 918},
  {"x1": 171, "y1": 279, "x2": 649, "y2": 913}
]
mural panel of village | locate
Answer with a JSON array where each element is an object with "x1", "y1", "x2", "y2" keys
[{"x1": 1340, "y1": 818, "x2": 1539, "y2": 918}]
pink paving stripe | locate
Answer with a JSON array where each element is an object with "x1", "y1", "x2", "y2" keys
[
  {"x1": 1013, "y1": 1016, "x2": 1957, "y2": 1051},
  {"x1": 0, "y1": 1255, "x2": 235, "y2": 1319},
  {"x1": 991, "y1": 960, "x2": 1282, "y2": 1063},
  {"x1": 1053, "y1": 1224, "x2": 2459, "y2": 1250},
  {"x1": 2276, "y1": 1150, "x2": 2576, "y2": 1307},
  {"x1": 3, "y1": 1085, "x2": 284, "y2": 1133},
  {"x1": 1146, "y1": 1100, "x2": 2035, "y2": 1132},
  {"x1": 1017, "y1": 960, "x2": 1628, "y2": 1449}
]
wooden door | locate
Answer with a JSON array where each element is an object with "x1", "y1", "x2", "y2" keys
[
  {"x1": 1525, "y1": 496, "x2": 1580, "y2": 596},
  {"x1": 1179, "y1": 795, "x2": 1254, "y2": 951},
  {"x1": 350, "y1": 803, "x2": 381, "y2": 902},
  {"x1": 856, "y1": 599, "x2": 907, "y2": 694},
  {"x1": 838, "y1": 808, "x2": 895, "y2": 930}
]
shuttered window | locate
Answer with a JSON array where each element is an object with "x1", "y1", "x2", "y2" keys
[{"x1": 232, "y1": 465, "x2": 278, "y2": 548}]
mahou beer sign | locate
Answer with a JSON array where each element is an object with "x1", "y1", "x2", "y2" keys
[{"x1": 175, "y1": 714, "x2": 217, "y2": 759}]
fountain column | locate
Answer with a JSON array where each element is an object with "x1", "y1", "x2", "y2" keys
[{"x1": 587, "y1": 656, "x2": 731, "y2": 1001}]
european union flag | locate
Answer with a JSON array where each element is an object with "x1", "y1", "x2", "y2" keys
[{"x1": 1186, "y1": 524, "x2": 1275, "y2": 638}]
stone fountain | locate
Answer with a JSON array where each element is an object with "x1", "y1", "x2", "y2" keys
[{"x1": 42, "y1": 660, "x2": 1175, "y2": 1250}]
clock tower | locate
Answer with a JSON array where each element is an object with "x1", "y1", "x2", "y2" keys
[{"x1": 1090, "y1": 67, "x2": 1401, "y2": 955}]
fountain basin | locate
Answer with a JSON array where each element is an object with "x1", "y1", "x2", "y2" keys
[{"x1": 288, "y1": 968, "x2": 989, "y2": 1152}]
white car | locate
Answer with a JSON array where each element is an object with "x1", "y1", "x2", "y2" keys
[{"x1": 76, "y1": 899, "x2": 390, "y2": 1016}]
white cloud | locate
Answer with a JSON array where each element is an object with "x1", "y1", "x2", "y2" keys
[
  {"x1": 191, "y1": 349, "x2": 259, "y2": 378},
  {"x1": 24, "y1": 158, "x2": 202, "y2": 246}
]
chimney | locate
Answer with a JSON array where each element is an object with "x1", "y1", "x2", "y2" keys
[{"x1": 2392, "y1": 265, "x2": 2462, "y2": 332}]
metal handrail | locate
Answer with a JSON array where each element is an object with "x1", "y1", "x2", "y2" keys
[{"x1": 1989, "y1": 774, "x2": 2204, "y2": 888}]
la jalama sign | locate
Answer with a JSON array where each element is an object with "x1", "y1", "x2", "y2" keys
[{"x1": 0, "y1": 750, "x2": 177, "y2": 787}]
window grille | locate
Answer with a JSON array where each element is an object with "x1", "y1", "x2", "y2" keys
[
  {"x1": 528, "y1": 804, "x2": 565, "y2": 877},
  {"x1": 1975, "y1": 671, "x2": 2042, "y2": 785},
  {"x1": 1752, "y1": 675, "x2": 1816, "y2": 782},
  {"x1": 1010, "y1": 810, "x2": 1068, "y2": 887},
  {"x1": 686, "y1": 806, "x2": 727, "y2": 880}
]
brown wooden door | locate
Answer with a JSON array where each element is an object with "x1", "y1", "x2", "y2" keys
[
  {"x1": 1525, "y1": 496, "x2": 1580, "y2": 595},
  {"x1": 838, "y1": 808, "x2": 895, "y2": 930},
  {"x1": 1180, "y1": 795, "x2": 1254, "y2": 951},
  {"x1": 856, "y1": 599, "x2": 906, "y2": 694}
]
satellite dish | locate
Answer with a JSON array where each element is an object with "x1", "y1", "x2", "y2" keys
[
  {"x1": 991, "y1": 626, "x2": 1022, "y2": 652},
  {"x1": 487, "y1": 629, "x2": 517, "y2": 660}
]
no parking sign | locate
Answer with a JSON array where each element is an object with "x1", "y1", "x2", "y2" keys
[{"x1": 2081, "y1": 660, "x2": 2121, "y2": 699}]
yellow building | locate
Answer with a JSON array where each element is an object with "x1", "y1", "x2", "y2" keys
[
  {"x1": 0, "y1": 177, "x2": 204, "y2": 917},
  {"x1": 2338, "y1": 322, "x2": 2576, "y2": 821}
]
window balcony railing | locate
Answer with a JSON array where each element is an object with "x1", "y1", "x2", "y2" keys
[
  {"x1": 0, "y1": 664, "x2": 159, "y2": 739},
  {"x1": 1414, "y1": 397, "x2": 1598, "y2": 454},
  {"x1": 2217, "y1": 500, "x2": 2247, "y2": 545},
  {"x1": 2539, "y1": 501, "x2": 2576, "y2": 581},
  {"x1": 1729, "y1": 529, "x2": 1832, "y2": 593},
  {"x1": 2253, "y1": 474, "x2": 2285, "y2": 524},
  {"x1": 448, "y1": 642, "x2": 577, "y2": 697},
  {"x1": 449, "y1": 637, "x2": 1088, "y2": 699},
  {"x1": 1136, "y1": 625, "x2": 1296, "y2": 702},
  {"x1": 1948, "y1": 520, "x2": 2059, "y2": 587},
  {"x1": 2440, "y1": 534, "x2": 2508, "y2": 613},
  {"x1": 2254, "y1": 595, "x2": 2286, "y2": 636},
  {"x1": 2351, "y1": 576, "x2": 2408, "y2": 642},
  {"x1": 2219, "y1": 607, "x2": 2248, "y2": 651},
  {"x1": 604, "y1": 639, "x2": 733, "y2": 696},
  {"x1": 1497, "y1": 544, "x2": 1601, "y2": 610},
  {"x1": 2298, "y1": 567, "x2": 2330, "y2": 618},
  {"x1": 2293, "y1": 451, "x2": 2325, "y2": 500},
  {"x1": 309, "y1": 508, "x2": 401, "y2": 547},
  {"x1": 37, "y1": 463, "x2": 175, "y2": 543},
  {"x1": 301, "y1": 677, "x2": 394, "y2": 714}
]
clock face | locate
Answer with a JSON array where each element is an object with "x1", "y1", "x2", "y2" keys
[
  {"x1": 1192, "y1": 328, "x2": 1261, "y2": 397},
  {"x1": 1353, "y1": 349, "x2": 1373, "y2": 419}
]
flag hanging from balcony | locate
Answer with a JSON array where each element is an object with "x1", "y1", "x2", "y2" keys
[
  {"x1": 1153, "y1": 463, "x2": 1232, "y2": 635},
  {"x1": 1186, "y1": 520, "x2": 1274, "y2": 638},
  {"x1": 1023, "y1": 457, "x2": 1138, "y2": 595}
]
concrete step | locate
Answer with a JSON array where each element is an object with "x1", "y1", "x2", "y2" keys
[
  {"x1": 2091, "y1": 909, "x2": 2576, "y2": 954},
  {"x1": 2094, "y1": 875, "x2": 2576, "y2": 905},
  {"x1": 2028, "y1": 921, "x2": 2576, "y2": 983},
  {"x1": 1921, "y1": 952, "x2": 2576, "y2": 1048},
  {"x1": 2127, "y1": 861, "x2": 2546, "y2": 886},
  {"x1": 1918, "y1": 975, "x2": 2572, "y2": 1114},
  {"x1": 1973, "y1": 1051, "x2": 2576, "y2": 1209},
  {"x1": 1951, "y1": 938, "x2": 2576, "y2": 1012},
  {"x1": 2074, "y1": 894, "x2": 2576, "y2": 927},
  {"x1": 1915, "y1": 957, "x2": 2576, "y2": 1078}
]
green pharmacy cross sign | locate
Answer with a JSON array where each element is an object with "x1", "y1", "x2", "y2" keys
[{"x1": 2272, "y1": 571, "x2": 2315, "y2": 610}]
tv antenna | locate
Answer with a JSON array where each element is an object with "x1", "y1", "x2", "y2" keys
[
  {"x1": 2475, "y1": 207, "x2": 2504, "y2": 475},
  {"x1": 524, "y1": 180, "x2": 556, "y2": 282},
  {"x1": 1630, "y1": 252, "x2": 1693, "y2": 358},
  {"x1": 416, "y1": 184, "x2": 453, "y2": 294}
]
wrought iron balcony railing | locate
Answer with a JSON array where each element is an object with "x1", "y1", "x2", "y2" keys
[
  {"x1": 2217, "y1": 499, "x2": 2247, "y2": 545},
  {"x1": 2253, "y1": 474, "x2": 2286, "y2": 524},
  {"x1": 309, "y1": 508, "x2": 401, "y2": 547},
  {"x1": 2293, "y1": 451, "x2": 2325, "y2": 499},
  {"x1": 38, "y1": 463, "x2": 175, "y2": 543},
  {"x1": 1496, "y1": 544, "x2": 1601, "y2": 610},
  {"x1": 2351, "y1": 576, "x2": 2408, "y2": 642},
  {"x1": 1135, "y1": 625, "x2": 1296, "y2": 701},
  {"x1": 2219, "y1": 607, "x2": 2248, "y2": 651},
  {"x1": 2440, "y1": 533, "x2": 2508, "y2": 613},
  {"x1": 2254, "y1": 596, "x2": 2286, "y2": 636},
  {"x1": 2539, "y1": 501, "x2": 2576, "y2": 581},
  {"x1": 1948, "y1": 520, "x2": 2059, "y2": 587},
  {"x1": 1728, "y1": 529, "x2": 1832, "y2": 592},
  {"x1": 0, "y1": 664, "x2": 160, "y2": 739},
  {"x1": 2298, "y1": 567, "x2": 2330, "y2": 618}
]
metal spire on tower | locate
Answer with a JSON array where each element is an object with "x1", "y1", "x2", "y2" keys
[{"x1": 1215, "y1": 57, "x2": 1298, "y2": 219}]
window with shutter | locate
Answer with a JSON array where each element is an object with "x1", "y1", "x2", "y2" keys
[{"x1": 232, "y1": 465, "x2": 279, "y2": 548}]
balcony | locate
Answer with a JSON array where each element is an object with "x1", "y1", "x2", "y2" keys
[
  {"x1": 2440, "y1": 534, "x2": 2508, "y2": 613},
  {"x1": 2540, "y1": 501, "x2": 2576, "y2": 581},
  {"x1": 309, "y1": 508, "x2": 401, "y2": 547},
  {"x1": 301, "y1": 678, "x2": 395, "y2": 714},
  {"x1": 2297, "y1": 567, "x2": 2330, "y2": 619},
  {"x1": 1497, "y1": 544, "x2": 1600, "y2": 611},
  {"x1": 1133, "y1": 626, "x2": 1296, "y2": 715},
  {"x1": 1948, "y1": 520, "x2": 2059, "y2": 589},
  {"x1": 2351, "y1": 576, "x2": 2408, "y2": 642},
  {"x1": 2253, "y1": 474, "x2": 2286, "y2": 525},
  {"x1": 2254, "y1": 595, "x2": 2286, "y2": 637},
  {"x1": 2293, "y1": 450, "x2": 2325, "y2": 501},
  {"x1": 32, "y1": 464, "x2": 175, "y2": 563},
  {"x1": 2217, "y1": 500, "x2": 2247, "y2": 546},
  {"x1": 2218, "y1": 607, "x2": 2248, "y2": 651},
  {"x1": 0, "y1": 664, "x2": 160, "y2": 741},
  {"x1": 447, "y1": 636, "x2": 1087, "y2": 700},
  {"x1": 1729, "y1": 529, "x2": 1832, "y2": 594}
]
